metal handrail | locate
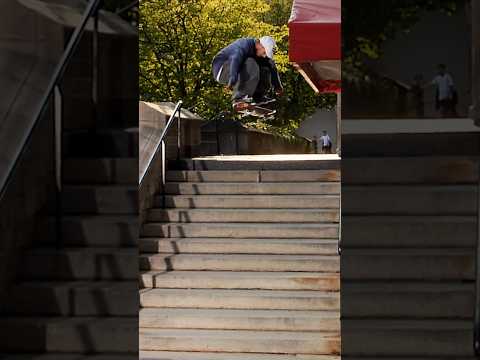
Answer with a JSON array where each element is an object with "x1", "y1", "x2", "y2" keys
[
  {"x1": 139, "y1": 100, "x2": 183, "y2": 187},
  {"x1": 475, "y1": 159, "x2": 480, "y2": 356},
  {"x1": 0, "y1": 0, "x2": 102, "y2": 202}
]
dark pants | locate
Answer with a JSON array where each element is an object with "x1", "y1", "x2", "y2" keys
[
  {"x1": 215, "y1": 58, "x2": 272, "y2": 101},
  {"x1": 438, "y1": 99, "x2": 455, "y2": 118}
]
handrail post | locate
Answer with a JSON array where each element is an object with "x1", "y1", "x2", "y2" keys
[
  {"x1": 92, "y1": 4, "x2": 100, "y2": 127},
  {"x1": 474, "y1": 157, "x2": 480, "y2": 355},
  {"x1": 54, "y1": 85, "x2": 63, "y2": 248},
  {"x1": 471, "y1": 0, "x2": 480, "y2": 126},
  {"x1": 336, "y1": 93, "x2": 341, "y2": 156},
  {"x1": 215, "y1": 114, "x2": 220, "y2": 155},
  {"x1": 161, "y1": 139, "x2": 166, "y2": 209},
  {"x1": 177, "y1": 108, "x2": 181, "y2": 160}
]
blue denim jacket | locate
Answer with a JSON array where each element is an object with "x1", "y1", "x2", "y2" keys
[{"x1": 212, "y1": 37, "x2": 282, "y2": 90}]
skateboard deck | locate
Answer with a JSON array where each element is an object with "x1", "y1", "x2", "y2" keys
[{"x1": 235, "y1": 100, "x2": 276, "y2": 119}]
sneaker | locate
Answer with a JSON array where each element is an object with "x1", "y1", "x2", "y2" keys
[
  {"x1": 252, "y1": 95, "x2": 274, "y2": 105},
  {"x1": 234, "y1": 95, "x2": 253, "y2": 103}
]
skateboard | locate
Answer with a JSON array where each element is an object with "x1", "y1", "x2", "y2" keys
[{"x1": 235, "y1": 99, "x2": 277, "y2": 120}]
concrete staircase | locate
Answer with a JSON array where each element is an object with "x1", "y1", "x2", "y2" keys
[
  {"x1": 0, "y1": 131, "x2": 138, "y2": 358},
  {"x1": 341, "y1": 156, "x2": 478, "y2": 358},
  {"x1": 139, "y1": 157, "x2": 341, "y2": 359}
]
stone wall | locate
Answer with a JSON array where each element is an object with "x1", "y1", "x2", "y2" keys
[
  {"x1": 201, "y1": 121, "x2": 312, "y2": 156},
  {"x1": 139, "y1": 101, "x2": 203, "y2": 224}
]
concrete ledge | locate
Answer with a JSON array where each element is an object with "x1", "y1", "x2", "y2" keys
[
  {"x1": 342, "y1": 132, "x2": 480, "y2": 156},
  {"x1": 169, "y1": 155, "x2": 340, "y2": 170},
  {"x1": 343, "y1": 118, "x2": 479, "y2": 134}
]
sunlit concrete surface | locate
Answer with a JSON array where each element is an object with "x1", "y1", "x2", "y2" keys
[
  {"x1": 343, "y1": 118, "x2": 479, "y2": 134},
  {"x1": 192, "y1": 154, "x2": 341, "y2": 161}
]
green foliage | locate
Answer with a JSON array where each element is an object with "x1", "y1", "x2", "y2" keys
[
  {"x1": 140, "y1": 0, "x2": 333, "y2": 137},
  {"x1": 343, "y1": 0, "x2": 466, "y2": 80}
]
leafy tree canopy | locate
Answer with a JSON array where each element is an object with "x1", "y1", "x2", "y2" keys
[{"x1": 140, "y1": 0, "x2": 335, "y2": 139}]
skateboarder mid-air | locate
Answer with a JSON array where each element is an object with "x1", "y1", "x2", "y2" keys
[{"x1": 212, "y1": 36, "x2": 284, "y2": 113}]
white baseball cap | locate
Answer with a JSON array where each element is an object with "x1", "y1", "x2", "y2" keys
[{"x1": 259, "y1": 36, "x2": 276, "y2": 59}]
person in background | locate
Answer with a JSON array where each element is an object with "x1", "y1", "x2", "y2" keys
[
  {"x1": 320, "y1": 130, "x2": 332, "y2": 154},
  {"x1": 431, "y1": 64, "x2": 456, "y2": 118},
  {"x1": 212, "y1": 36, "x2": 284, "y2": 112}
]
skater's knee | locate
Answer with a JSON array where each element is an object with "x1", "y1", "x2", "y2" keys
[{"x1": 243, "y1": 58, "x2": 260, "y2": 78}]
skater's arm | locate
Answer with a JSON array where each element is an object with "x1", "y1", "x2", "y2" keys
[{"x1": 269, "y1": 60, "x2": 283, "y2": 91}]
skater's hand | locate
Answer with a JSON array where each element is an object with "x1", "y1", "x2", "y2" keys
[{"x1": 275, "y1": 88, "x2": 284, "y2": 97}]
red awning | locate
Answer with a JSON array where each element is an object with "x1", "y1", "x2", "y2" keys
[
  {"x1": 288, "y1": 0, "x2": 341, "y2": 62},
  {"x1": 288, "y1": 0, "x2": 341, "y2": 93}
]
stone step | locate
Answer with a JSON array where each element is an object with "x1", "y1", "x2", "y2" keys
[
  {"x1": 140, "y1": 352, "x2": 339, "y2": 360},
  {"x1": 139, "y1": 308, "x2": 339, "y2": 332},
  {"x1": 342, "y1": 319, "x2": 472, "y2": 356},
  {"x1": 64, "y1": 158, "x2": 137, "y2": 184},
  {"x1": 342, "y1": 132, "x2": 480, "y2": 157},
  {"x1": 141, "y1": 271, "x2": 340, "y2": 291},
  {"x1": 341, "y1": 249, "x2": 474, "y2": 280},
  {"x1": 140, "y1": 329, "x2": 340, "y2": 354},
  {"x1": 61, "y1": 186, "x2": 138, "y2": 214},
  {"x1": 166, "y1": 170, "x2": 340, "y2": 183},
  {"x1": 342, "y1": 282, "x2": 474, "y2": 318},
  {"x1": 343, "y1": 185, "x2": 476, "y2": 215},
  {"x1": 23, "y1": 248, "x2": 137, "y2": 280},
  {"x1": 140, "y1": 288, "x2": 339, "y2": 310},
  {"x1": 161, "y1": 195, "x2": 340, "y2": 209},
  {"x1": 0, "y1": 317, "x2": 137, "y2": 353},
  {"x1": 342, "y1": 157, "x2": 478, "y2": 184},
  {"x1": 139, "y1": 238, "x2": 339, "y2": 255},
  {"x1": 146, "y1": 209, "x2": 339, "y2": 223},
  {"x1": 164, "y1": 182, "x2": 340, "y2": 195},
  {"x1": 140, "y1": 254, "x2": 339, "y2": 272},
  {"x1": 142, "y1": 223, "x2": 339, "y2": 239},
  {"x1": 167, "y1": 171, "x2": 260, "y2": 183},
  {"x1": 169, "y1": 158, "x2": 340, "y2": 171},
  {"x1": 257, "y1": 171, "x2": 340, "y2": 183},
  {"x1": 342, "y1": 216, "x2": 476, "y2": 248},
  {"x1": 41, "y1": 215, "x2": 138, "y2": 247},
  {"x1": 5, "y1": 281, "x2": 138, "y2": 316}
]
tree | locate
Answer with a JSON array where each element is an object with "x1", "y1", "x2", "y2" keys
[{"x1": 140, "y1": 0, "x2": 334, "y2": 138}]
